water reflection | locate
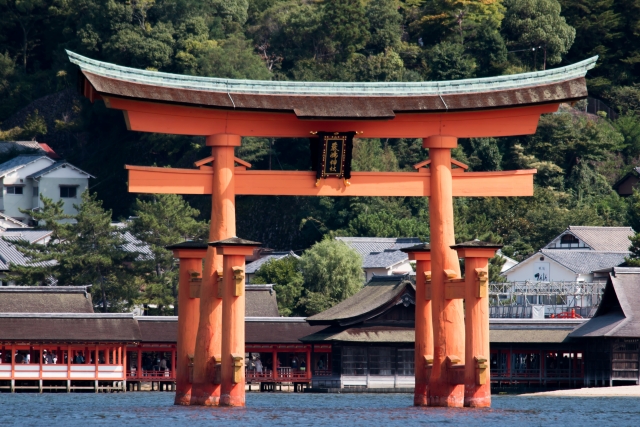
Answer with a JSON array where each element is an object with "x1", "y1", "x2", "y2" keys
[{"x1": 0, "y1": 393, "x2": 638, "y2": 426}]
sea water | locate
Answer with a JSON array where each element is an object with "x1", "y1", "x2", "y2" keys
[{"x1": 0, "y1": 393, "x2": 638, "y2": 426}]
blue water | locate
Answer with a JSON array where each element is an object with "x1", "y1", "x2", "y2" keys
[{"x1": 0, "y1": 393, "x2": 638, "y2": 426}]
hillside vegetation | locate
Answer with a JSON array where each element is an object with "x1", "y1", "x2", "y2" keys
[{"x1": 1, "y1": 0, "x2": 640, "y2": 261}]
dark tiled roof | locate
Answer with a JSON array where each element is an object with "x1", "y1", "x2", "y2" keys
[
  {"x1": 246, "y1": 251, "x2": 299, "y2": 275},
  {"x1": 570, "y1": 268, "x2": 640, "y2": 338},
  {"x1": 400, "y1": 243, "x2": 431, "y2": 253},
  {"x1": 451, "y1": 240, "x2": 503, "y2": 249},
  {"x1": 135, "y1": 316, "x2": 326, "y2": 344},
  {"x1": 301, "y1": 319, "x2": 586, "y2": 344},
  {"x1": 362, "y1": 249, "x2": 408, "y2": 269},
  {"x1": 0, "y1": 286, "x2": 94, "y2": 313},
  {"x1": 0, "y1": 313, "x2": 140, "y2": 342},
  {"x1": 27, "y1": 161, "x2": 94, "y2": 179},
  {"x1": 336, "y1": 237, "x2": 422, "y2": 257},
  {"x1": 165, "y1": 241, "x2": 208, "y2": 250},
  {"x1": 137, "y1": 316, "x2": 177, "y2": 343},
  {"x1": 246, "y1": 318, "x2": 327, "y2": 344},
  {"x1": 306, "y1": 274, "x2": 412, "y2": 325},
  {"x1": 246, "y1": 285, "x2": 279, "y2": 317},
  {"x1": 209, "y1": 237, "x2": 261, "y2": 247},
  {"x1": 540, "y1": 249, "x2": 628, "y2": 274},
  {"x1": 0, "y1": 155, "x2": 50, "y2": 178}
]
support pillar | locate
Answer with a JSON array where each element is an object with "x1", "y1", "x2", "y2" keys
[
  {"x1": 167, "y1": 242, "x2": 207, "y2": 405},
  {"x1": 423, "y1": 136, "x2": 464, "y2": 407},
  {"x1": 192, "y1": 134, "x2": 240, "y2": 406},
  {"x1": 210, "y1": 237, "x2": 260, "y2": 407},
  {"x1": 452, "y1": 241, "x2": 501, "y2": 407},
  {"x1": 401, "y1": 244, "x2": 432, "y2": 406}
]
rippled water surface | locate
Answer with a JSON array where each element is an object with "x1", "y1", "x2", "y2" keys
[{"x1": 1, "y1": 392, "x2": 639, "y2": 426}]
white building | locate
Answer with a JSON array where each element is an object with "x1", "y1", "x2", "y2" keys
[
  {"x1": 503, "y1": 226, "x2": 634, "y2": 283},
  {"x1": 0, "y1": 155, "x2": 93, "y2": 224},
  {"x1": 336, "y1": 237, "x2": 422, "y2": 280}
]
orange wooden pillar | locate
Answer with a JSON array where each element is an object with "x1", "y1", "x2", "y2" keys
[
  {"x1": 192, "y1": 134, "x2": 240, "y2": 406},
  {"x1": 210, "y1": 237, "x2": 261, "y2": 407},
  {"x1": 167, "y1": 242, "x2": 207, "y2": 405},
  {"x1": 424, "y1": 136, "x2": 464, "y2": 407},
  {"x1": 452, "y1": 241, "x2": 501, "y2": 408},
  {"x1": 401, "y1": 243, "x2": 432, "y2": 406}
]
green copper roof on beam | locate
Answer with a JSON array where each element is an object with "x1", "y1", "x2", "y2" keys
[{"x1": 67, "y1": 50, "x2": 597, "y2": 97}]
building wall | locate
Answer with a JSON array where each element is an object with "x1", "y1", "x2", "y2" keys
[
  {"x1": 617, "y1": 176, "x2": 639, "y2": 196},
  {"x1": 364, "y1": 261, "x2": 413, "y2": 282},
  {"x1": 505, "y1": 253, "x2": 581, "y2": 282},
  {"x1": 38, "y1": 177, "x2": 88, "y2": 217}
]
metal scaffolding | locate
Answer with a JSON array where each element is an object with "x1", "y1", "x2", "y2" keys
[{"x1": 489, "y1": 281, "x2": 607, "y2": 318}]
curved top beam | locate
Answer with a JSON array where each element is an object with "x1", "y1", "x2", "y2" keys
[{"x1": 68, "y1": 51, "x2": 596, "y2": 120}]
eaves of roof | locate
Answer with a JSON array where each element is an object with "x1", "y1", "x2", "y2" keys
[
  {"x1": 68, "y1": 50, "x2": 596, "y2": 119},
  {"x1": 27, "y1": 161, "x2": 95, "y2": 179}
]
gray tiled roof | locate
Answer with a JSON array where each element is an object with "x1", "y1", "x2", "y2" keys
[
  {"x1": 0, "y1": 141, "x2": 44, "y2": 153},
  {"x1": 362, "y1": 249, "x2": 409, "y2": 269},
  {"x1": 111, "y1": 223, "x2": 153, "y2": 257},
  {"x1": 27, "y1": 161, "x2": 94, "y2": 179},
  {"x1": 540, "y1": 249, "x2": 628, "y2": 274},
  {"x1": 1, "y1": 230, "x2": 53, "y2": 244},
  {"x1": 0, "y1": 155, "x2": 50, "y2": 178},
  {"x1": 0, "y1": 238, "x2": 57, "y2": 270},
  {"x1": 336, "y1": 237, "x2": 422, "y2": 257},
  {"x1": 570, "y1": 268, "x2": 640, "y2": 338},
  {"x1": 246, "y1": 251, "x2": 299, "y2": 275},
  {"x1": 566, "y1": 226, "x2": 634, "y2": 252}
]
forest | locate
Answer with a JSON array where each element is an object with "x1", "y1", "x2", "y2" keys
[{"x1": 1, "y1": 0, "x2": 640, "y2": 312}]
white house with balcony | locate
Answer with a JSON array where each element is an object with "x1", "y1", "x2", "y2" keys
[
  {"x1": 0, "y1": 155, "x2": 93, "y2": 224},
  {"x1": 503, "y1": 226, "x2": 634, "y2": 283}
]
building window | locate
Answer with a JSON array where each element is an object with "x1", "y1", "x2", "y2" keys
[
  {"x1": 60, "y1": 186, "x2": 77, "y2": 198},
  {"x1": 560, "y1": 234, "x2": 580, "y2": 248},
  {"x1": 368, "y1": 347, "x2": 393, "y2": 376},
  {"x1": 397, "y1": 349, "x2": 414, "y2": 376},
  {"x1": 33, "y1": 186, "x2": 39, "y2": 197},
  {"x1": 6, "y1": 186, "x2": 23, "y2": 195},
  {"x1": 342, "y1": 346, "x2": 367, "y2": 376}
]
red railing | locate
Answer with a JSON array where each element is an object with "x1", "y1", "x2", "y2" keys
[
  {"x1": 127, "y1": 369, "x2": 175, "y2": 380},
  {"x1": 245, "y1": 368, "x2": 310, "y2": 382}
]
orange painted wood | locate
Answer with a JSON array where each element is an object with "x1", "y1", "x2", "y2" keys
[
  {"x1": 463, "y1": 256, "x2": 492, "y2": 408},
  {"x1": 126, "y1": 166, "x2": 535, "y2": 197},
  {"x1": 175, "y1": 257, "x2": 202, "y2": 405},
  {"x1": 413, "y1": 257, "x2": 433, "y2": 406},
  {"x1": 220, "y1": 253, "x2": 247, "y2": 407},
  {"x1": 192, "y1": 140, "x2": 237, "y2": 406},
  {"x1": 427, "y1": 140, "x2": 465, "y2": 407},
  {"x1": 106, "y1": 97, "x2": 559, "y2": 138}
]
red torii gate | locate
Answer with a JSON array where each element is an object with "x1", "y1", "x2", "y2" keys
[{"x1": 68, "y1": 51, "x2": 596, "y2": 408}]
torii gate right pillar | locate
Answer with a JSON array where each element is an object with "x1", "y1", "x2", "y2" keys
[{"x1": 424, "y1": 136, "x2": 465, "y2": 407}]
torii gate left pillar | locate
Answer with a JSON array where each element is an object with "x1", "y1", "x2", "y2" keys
[{"x1": 191, "y1": 134, "x2": 239, "y2": 406}]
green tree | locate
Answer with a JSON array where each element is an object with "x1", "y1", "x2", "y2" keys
[
  {"x1": 130, "y1": 193, "x2": 208, "y2": 315},
  {"x1": 252, "y1": 255, "x2": 304, "y2": 316},
  {"x1": 627, "y1": 189, "x2": 640, "y2": 232},
  {"x1": 503, "y1": 0, "x2": 576, "y2": 68},
  {"x1": 7, "y1": 192, "x2": 140, "y2": 312},
  {"x1": 322, "y1": 0, "x2": 370, "y2": 60},
  {"x1": 65, "y1": 191, "x2": 140, "y2": 312},
  {"x1": 428, "y1": 41, "x2": 476, "y2": 80},
  {"x1": 366, "y1": 0, "x2": 403, "y2": 53},
  {"x1": 625, "y1": 232, "x2": 640, "y2": 267},
  {"x1": 298, "y1": 239, "x2": 364, "y2": 315}
]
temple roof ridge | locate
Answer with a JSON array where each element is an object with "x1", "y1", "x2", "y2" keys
[{"x1": 67, "y1": 50, "x2": 597, "y2": 97}]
